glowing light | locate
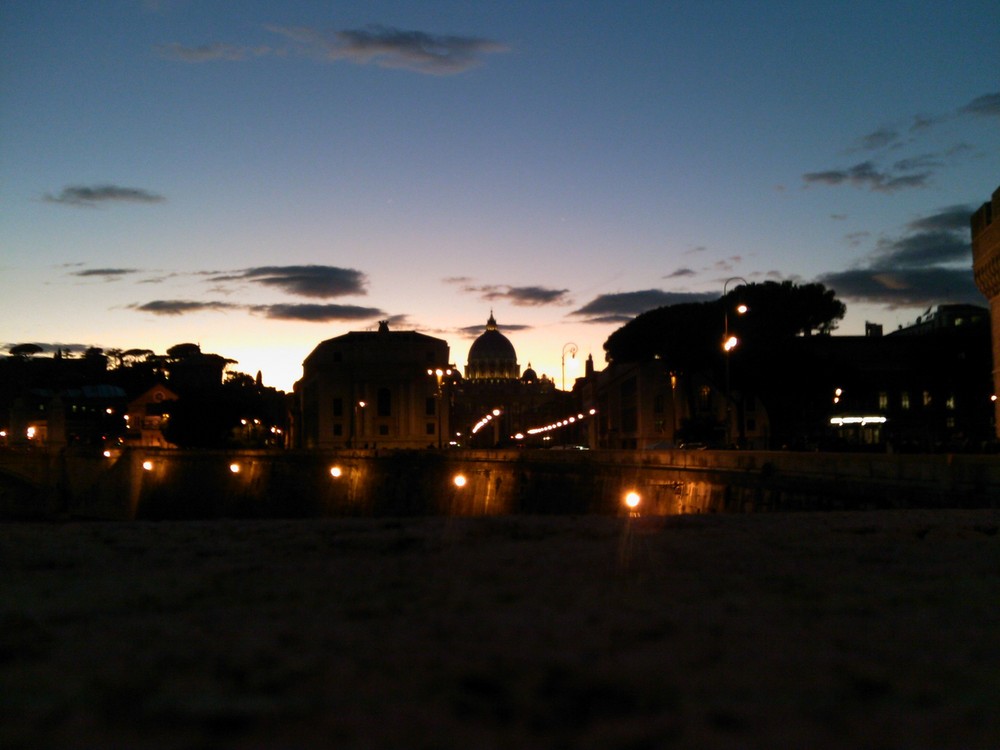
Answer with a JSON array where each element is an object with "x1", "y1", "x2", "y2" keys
[
  {"x1": 103, "y1": 450, "x2": 112, "y2": 458},
  {"x1": 514, "y1": 432, "x2": 524, "y2": 440},
  {"x1": 492, "y1": 408, "x2": 501, "y2": 416},
  {"x1": 723, "y1": 335, "x2": 738, "y2": 352},
  {"x1": 26, "y1": 426, "x2": 36, "y2": 439},
  {"x1": 330, "y1": 466, "x2": 342, "y2": 478},
  {"x1": 736, "y1": 304, "x2": 748, "y2": 314},
  {"x1": 453, "y1": 473, "x2": 467, "y2": 488},
  {"x1": 830, "y1": 416, "x2": 887, "y2": 426},
  {"x1": 229, "y1": 463, "x2": 241, "y2": 474},
  {"x1": 624, "y1": 491, "x2": 641, "y2": 509},
  {"x1": 142, "y1": 460, "x2": 153, "y2": 471},
  {"x1": 105, "y1": 408, "x2": 113, "y2": 415}
]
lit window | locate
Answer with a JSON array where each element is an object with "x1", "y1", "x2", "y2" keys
[
  {"x1": 945, "y1": 394, "x2": 955, "y2": 410},
  {"x1": 878, "y1": 391, "x2": 888, "y2": 410},
  {"x1": 901, "y1": 392, "x2": 910, "y2": 410},
  {"x1": 922, "y1": 391, "x2": 932, "y2": 407}
]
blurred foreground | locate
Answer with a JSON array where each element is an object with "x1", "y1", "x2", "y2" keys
[{"x1": 3, "y1": 511, "x2": 999, "y2": 749}]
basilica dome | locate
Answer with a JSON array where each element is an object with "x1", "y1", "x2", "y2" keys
[{"x1": 465, "y1": 313, "x2": 520, "y2": 381}]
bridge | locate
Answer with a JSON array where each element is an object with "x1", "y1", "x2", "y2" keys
[{"x1": 1, "y1": 447, "x2": 997, "y2": 521}]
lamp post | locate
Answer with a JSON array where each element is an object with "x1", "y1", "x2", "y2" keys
[
  {"x1": 427, "y1": 368, "x2": 452, "y2": 449},
  {"x1": 723, "y1": 277, "x2": 748, "y2": 447},
  {"x1": 349, "y1": 400, "x2": 366, "y2": 448},
  {"x1": 561, "y1": 342, "x2": 578, "y2": 391}
]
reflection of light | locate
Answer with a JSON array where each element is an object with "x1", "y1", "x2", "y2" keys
[
  {"x1": 624, "y1": 491, "x2": 641, "y2": 509},
  {"x1": 142, "y1": 460, "x2": 153, "y2": 471},
  {"x1": 330, "y1": 466, "x2": 342, "y2": 478},
  {"x1": 229, "y1": 463, "x2": 241, "y2": 474},
  {"x1": 453, "y1": 474, "x2": 467, "y2": 488},
  {"x1": 830, "y1": 416, "x2": 887, "y2": 426}
]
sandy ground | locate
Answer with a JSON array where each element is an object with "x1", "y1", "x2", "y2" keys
[{"x1": 2, "y1": 510, "x2": 999, "y2": 749}]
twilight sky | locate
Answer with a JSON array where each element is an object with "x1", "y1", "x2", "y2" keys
[{"x1": 2, "y1": 1, "x2": 998, "y2": 391}]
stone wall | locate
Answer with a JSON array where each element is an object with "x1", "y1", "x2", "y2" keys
[{"x1": 2, "y1": 447, "x2": 997, "y2": 520}]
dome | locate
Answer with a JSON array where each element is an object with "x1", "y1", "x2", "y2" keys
[
  {"x1": 521, "y1": 364, "x2": 538, "y2": 383},
  {"x1": 466, "y1": 313, "x2": 519, "y2": 381}
]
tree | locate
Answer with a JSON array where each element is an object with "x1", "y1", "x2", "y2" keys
[
  {"x1": 603, "y1": 281, "x2": 845, "y2": 367},
  {"x1": 8, "y1": 343, "x2": 43, "y2": 358}
]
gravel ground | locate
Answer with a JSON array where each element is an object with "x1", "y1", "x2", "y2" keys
[{"x1": 2, "y1": 510, "x2": 999, "y2": 749}]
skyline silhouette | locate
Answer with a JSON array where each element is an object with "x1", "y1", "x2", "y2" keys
[{"x1": 2, "y1": 2, "x2": 998, "y2": 390}]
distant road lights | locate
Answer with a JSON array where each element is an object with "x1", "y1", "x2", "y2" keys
[
  {"x1": 834, "y1": 387, "x2": 843, "y2": 404},
  {"x1": 723, "y1": 335, "x2": 739, "y2": 352},
  {"x1": 229, "y1": 463, "x2": 241, "y2": 474},
  {"x1": 453, "y1": 473, "x2": 467, "y2": 488},
  {"x1": 103, "y1": 450, "x2": 112, "y2": 458},
  {"x1": 624, "y1": 491, "x2": 641, "y2": 510},
  {"x1": 142, "y1": 460, "x2": 154, "y2": 471},
  {"x1": 330, "y1": 466, "x2": 342, "y2": 478}
]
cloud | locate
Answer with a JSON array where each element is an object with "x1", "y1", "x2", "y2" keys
[
  {"x1": 71, "y1": 268, "x2": 141, "y2": 279},
  {"x1": 252, "y1": 303, "x2": 384, "y2": 322},
  {"x1": 802, "y1": 161, "x2": 930, "y2": 193},
  {"x1": 859, "y1": 127, "x2": 900, "y2": 151},
  {"x1": 461, "y1": 283, "x2": 571, "y2": 306},
  {"x1": 155, "y1": 42, "x2": 272, "y2": 62},
  {"x1": 959, "y1": 92, "x2": 1000, "y2": 118},
  {"x1": 817, "y1": 204, "x2": 980, "y2": 308},
  {"x1": 457, "y1": 320, "x2": 531, "y2": 337},
  {"x1": 129, "y1": 300, "x2": 240, "y2": 316},
  {"x1": 665, "y1": 268, "x2": 696, "y2": 278},
  {"x1": 212, "y1": 265, "x2": 367, "y2": 298},
  {"x1": 266, "y1": 24, "x2": 507, "y2": 75},
  {"x1": 44, "y1": 185, "x2": 165, "y2": 207},
  {"x1": 571, "y1": 289, "x2": 717, "y2": 323}
]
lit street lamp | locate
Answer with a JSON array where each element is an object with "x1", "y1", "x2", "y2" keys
[
  {"x1": 427, "y1": 368, "x2": 452, "y2": 449},
  {"x1": 723, "y1": 277, "x2": 749, "y2": 447},
  {"x1": 561, "y1": 342, "x2": 578, "y2": 391}
]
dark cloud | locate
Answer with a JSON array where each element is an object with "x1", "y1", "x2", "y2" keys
[
  {"x1": 892, "y1": 154, "x2": 943, "y2": 173},
  {"x1": 817, "y1": 205, "x2": 980, "y2": 308},
  {"x1": 253, "y1": 303, "x2": 384, "y2": 322},
  {"x1": 859, "y1": 127, "x2": 900, "y2": 151},
  {"x1": 463, "y1": 284, "x2": 571, "y2": 306},
  {"x1": 44, "y1": 185, "x2": 165, "y2": 206},
  {"x1": 802, "y1": 161, "x2": 930, "y2": 193},
  {"x1": 571, "y1": 289, "x2": 716, "y2": 322},
  {"x1": 155, "y1": 42, "x2": 271, "y2": 62},
  {"x1": 266, "y1": 24, "x2": 507, "y2": 75},
  {"x1": 71, "y1": 268, "x2": 141, "y2": 279},
  {"x1": 959, "y1": 92, "x2": 1000, "y2": 118},
  {"x1": 130, "y1": 300, "x2": 240, "y2": 316},
  {"x1": 213, "y1": 265, "x2": 367, "y2": 298},
  {"x1": 457, "y1": 321, "x2": 531, "y2": 338},
  {"x1": 818, "y1": 268, "x2": 979, "y2": 308},
  {"x1": 665, "y1": 268, "x2": 696, "y2": 278}
]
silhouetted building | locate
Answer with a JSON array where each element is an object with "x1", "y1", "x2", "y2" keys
[
  {"x1": 452, "y1": 314, "x2": 565, "y2": 447},
  {"x1": 292, "y1": 321, "x2": 453, "y2": 449},
  {"x1": 972, "y1": 184, "x2": 1000, "y2": 438}
]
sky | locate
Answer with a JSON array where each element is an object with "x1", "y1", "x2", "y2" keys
[{"x1": 2, "y1": 1, "x2": 998, "y2": 392}]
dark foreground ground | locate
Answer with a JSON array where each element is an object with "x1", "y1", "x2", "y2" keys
[{"x1": 2, "y1": 510, "x2": 999, "y2": 749}]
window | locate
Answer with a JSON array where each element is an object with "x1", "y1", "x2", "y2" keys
[
  {"x1": 901, "y1": 392, "x2": 910, "y2": 410},
  {"x1": 878, "y1": 391, "x2": 888, "y2": 410},
  {"x1": 333, "y1": 398, "x2": 343, "y2": 417},
  {"x1": 922, "y1": 391, "x2": 932, "y2": 408},
  {"x1": 377, "y1": 388, "x2": 391, "y2": 417},
  {"x1": 946, "y1": 394, "x2": 956, "y2": 411},
  {"x1": 698, "y1": 385, "x2": 712, "y2": 412},
  {"x1": 426, "y1": 397, "x2": 436, "y2": 416},
  {"x1": 333, "y1": 424, "x2": 343, "y2": 436},
  {"x1": 378, "y1": 424, "x2": 389, "y2": 436},
  {"x1": 426, "y1": 422, "x2": 435, "y2": 435},
  {"x1": 653, "y1": 395, "x2": 665, "y2": 414}
]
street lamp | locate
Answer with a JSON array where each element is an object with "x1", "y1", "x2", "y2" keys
[
  {"x1": 427, "y1": 368, "x2": 452, "y2": 449},
  {"x1": 723, "y1": 277, "x2": 749, "y2": 447},
  {"x1": 350, "y1": 400, "x2": 366, "y2": 448},
  {"x1": 561, "y1": 342, "x2": 578, "y2": 391}
]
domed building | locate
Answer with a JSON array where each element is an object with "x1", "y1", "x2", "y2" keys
[{"x1": 465, "y1": 313, "x2": 519, "y2": 382}]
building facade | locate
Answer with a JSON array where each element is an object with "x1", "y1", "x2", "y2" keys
[
  {"x1": 292, "y1": 322, "x2": 453, "y2": 449},
  {"x1": 972, "y1": 185, "x2": 1000, "y2": 438}
]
